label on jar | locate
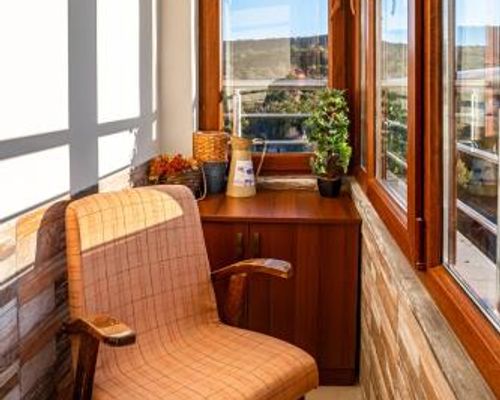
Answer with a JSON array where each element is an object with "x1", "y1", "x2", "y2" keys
[{"x1": 233, "y1": 160, "x2": 255, "y2": 187}]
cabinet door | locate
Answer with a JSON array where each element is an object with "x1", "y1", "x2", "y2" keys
[
  {"x1": 202, "y1": 222, "x2": 248, "y2": 270},
  {"x1": 247, "y1": 224, "x2": 296, "y2": 343},
  {"x1": 317, "y1": 224, "x2": 360, "y2": 385},
  {"x1": 293, "y1": 226, "x2": 322, "y2": 359},
  {"x1": 202, "y1": 222, "x2": 248, "y2": 317}
]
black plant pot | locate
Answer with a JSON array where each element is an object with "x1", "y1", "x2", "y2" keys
[{"x1": 317, "y1": 177, "x2": 342, "y2": 198}]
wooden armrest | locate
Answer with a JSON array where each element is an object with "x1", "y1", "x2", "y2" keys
[
  {"x1": 67, "y1": 315, "x2": 136, "y2": 400},
  {"x1": 66, "y1": 315, "x2": 136, "y2": 347},
  {"x1": 212, "y1": 259, "x2": 292, "y2": 327},
  {"x1": 211, "y1": 258, "x2": 292, "y2": 282}
]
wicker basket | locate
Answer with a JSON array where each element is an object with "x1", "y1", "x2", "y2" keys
[
  {"x1": 158, "y1": 169, "x2": 203, "y2": 198},
  {"x1": 193, "y1": 131, "x2": 229, "y2": 163}
]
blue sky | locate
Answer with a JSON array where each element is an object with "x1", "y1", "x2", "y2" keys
[
  {"x1": 222, "y1": 0, "x2": 500, "y2": 45},
  {"x1": 222, "y1": 0, "x2": 327, "y2": 41}
]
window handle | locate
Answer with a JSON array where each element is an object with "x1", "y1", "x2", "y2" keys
[
  {"x1": 330, "y1": 0, "x2": 355, "y2": 17},
  {"x1": 330, "y1": 0, "x2": 342, "y2": 18},
  {"x1": 250, "y1": 232, "x2": 261, "y2": 258},
  {"x1": 235, "y1": 232, "x2": 244, "y2": 259}
]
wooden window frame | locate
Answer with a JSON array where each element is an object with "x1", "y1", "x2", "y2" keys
[
  {"x1": 199, "y1": 0, "x2": 348, "y2": 175},
  {"x1": 353, "y1": 0, "x2": 424, "y2": 266},
  {"x1": 352, "y1": 0, "x2": 500, "y2": 394}
]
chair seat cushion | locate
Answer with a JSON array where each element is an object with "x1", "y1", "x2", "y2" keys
[{"x1": 93, "y1": 323, "x2": 318, "y2": 400}]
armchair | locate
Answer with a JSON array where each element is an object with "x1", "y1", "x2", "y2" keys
[{"x1": 65, "y1": 186, "x2": 318, "y2": 400}]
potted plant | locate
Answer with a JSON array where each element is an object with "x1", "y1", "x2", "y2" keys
[{"x1": 305, "y1": 88, "x2": 352, "y2": 197}]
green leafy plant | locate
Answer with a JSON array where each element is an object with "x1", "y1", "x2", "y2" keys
[
  {"x1": 305, "y1": 89, "x2": 352, "y2": 179},
  {"x1": 457, "y1": 158, "x2": 472, "y2": 188}
]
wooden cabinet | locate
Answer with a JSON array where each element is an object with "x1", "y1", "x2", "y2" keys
[{"x1": 199, "y1": 191, "x2": 361, "y2": 385}]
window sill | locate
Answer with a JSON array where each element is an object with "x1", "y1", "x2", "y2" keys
[
  {"x1": 420, "y1": 265, "x2": 500, "y2": 398},
  {"x1": 256, "y1": 175, "x2": 317, "y2": 191}
]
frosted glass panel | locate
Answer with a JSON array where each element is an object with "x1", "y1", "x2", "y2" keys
[
  {"x1": 98, "y1": 130, "x2": 136, "y2": 177},
  {"x1": 0, "y1": 146, "x2": 70, "y2": 220},
  {"x1": 98, "y1": 0, "x2": 140, "y2": 123},
  {"x1": 0, "y1": 0, "x2": 68, "y2": 140}
]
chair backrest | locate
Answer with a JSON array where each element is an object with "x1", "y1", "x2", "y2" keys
[{"x1": 65, "y1": 186, "x2": 219, "y2": 340}]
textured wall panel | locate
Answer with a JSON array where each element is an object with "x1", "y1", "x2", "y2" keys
[{"x1": 350, "y1": 181, "x2": 494, "y2": 400}]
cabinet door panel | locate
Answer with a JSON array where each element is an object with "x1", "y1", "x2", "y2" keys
[
  {"x1": 248, "y1": 224, "x2": 296, "y2": 343},
  {"x1": 294, "y1": 226, "x2": 321, "y2": 359},
  {"x1": 202, "y1": 222, "x2": 248, "y2": 318},
  {"x1": 202, "y1": 222, "x2": 248, "y2": 270},
  {"x1": 318, "y1": 225, "x2": 360, "y2": 381}
]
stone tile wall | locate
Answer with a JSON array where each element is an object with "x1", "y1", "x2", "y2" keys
[
  {"x1": 350, "y1": 181, "x2": 495, "y2": 400},
  {"x1": 0, "y1": 165, "x2": 148, "y2": 400}
]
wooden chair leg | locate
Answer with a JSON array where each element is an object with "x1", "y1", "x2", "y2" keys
[
  {"x1": 222, "y1": 273, "x2": 248, "y2": 327},
  {"x1": 73, "y1": 334, "x2": 100, "y2": 400}
]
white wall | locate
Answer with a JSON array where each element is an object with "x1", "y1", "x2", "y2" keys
[
  {"x1": 1, "y1": 0, "x2": 158, "y2": 223},
  {"x1": 158, "y1": 0, "x2": 198, "y2": 156}
]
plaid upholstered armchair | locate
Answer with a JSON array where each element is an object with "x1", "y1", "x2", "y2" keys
[{"x1": 65, "y1": 185, "x2": 318, "y2": 400}]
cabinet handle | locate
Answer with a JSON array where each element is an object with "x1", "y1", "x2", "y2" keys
[
  {"x1": 235, "y1": 232, "x2": 244, "y2": 259},
  {"x1": 250, "y1": 232, "x2": 261, "y2": 258}
]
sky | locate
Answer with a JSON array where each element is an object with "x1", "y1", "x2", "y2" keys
[
  {"x1": 222, "y1": 0, "x2": 327, "y2": 41},
  {"x1": 223, "y1": 0, "x2": 500, "y2": 45}
]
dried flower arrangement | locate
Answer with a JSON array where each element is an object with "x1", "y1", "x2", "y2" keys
[{"x1": 148, "y1": 154, "x2": 202, "y2": 197}]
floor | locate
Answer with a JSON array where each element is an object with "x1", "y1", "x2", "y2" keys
[{"x1": 307, "y1": 386, "x2": 362, "y2": 400}]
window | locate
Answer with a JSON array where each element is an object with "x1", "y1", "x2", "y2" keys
[
  {"x1": 221, "y1": 0, "x2": 328, "y2": 153},
  {"x1": 376, "y1": 0, "x2": 409, "y2": 207},
  {"x1": 200, "y1": 0, "x2": 346, "y2": 168},
  {"x1": 443, "y1": 0, "x2": 500, "y2": 330},
  {"x1": 359, "y1": 0, "x2": 420, "y2": 260}
]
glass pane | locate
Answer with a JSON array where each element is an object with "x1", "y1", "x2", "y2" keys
[
  {"x1": 0, "y1": 0, "x2": 68, "y2": 140},
  {"x1": 222, "y1": 0, "x2": 328, "y2": 153},
  {"x1": 444, "y1": 0, "x2": 500, "y2": 330},
  {"x1": 376, "y1": 0, "x2": 409, "y2": 206},
  {"x1": 0, "y1": 146, "x2": 69, "y2": 221},
  {"x1": 98, "y1": 0, "x2": 140, "y2": 123}
]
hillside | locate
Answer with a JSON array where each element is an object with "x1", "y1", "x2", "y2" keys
[{"x1": 223, "y1": 35, "x2": 328, "y2": 80}]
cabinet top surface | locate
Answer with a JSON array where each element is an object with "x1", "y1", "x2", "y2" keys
[{"x1": 198, "y1": 190, "x2": 361, "y2": 224}]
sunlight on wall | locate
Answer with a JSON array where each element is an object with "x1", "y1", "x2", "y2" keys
[
  {"x1": 98, "y1": 0, "x2": 140, "y2": 123},
  {"x1": 152, "y1": 0, "x2": 158, "y2": 113},
  {"x1": 0, "y1": 0, "x2": 158, "y2": 294},
  {"x1": 0, "y1": 0, "x2": 68, "y2": 140},
  {"x1": 98, "y1": 130, "x2": 136, "y2": 178},
  {"x1": 0, "y1": 146, "x2": 69, "y2": 221}
]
